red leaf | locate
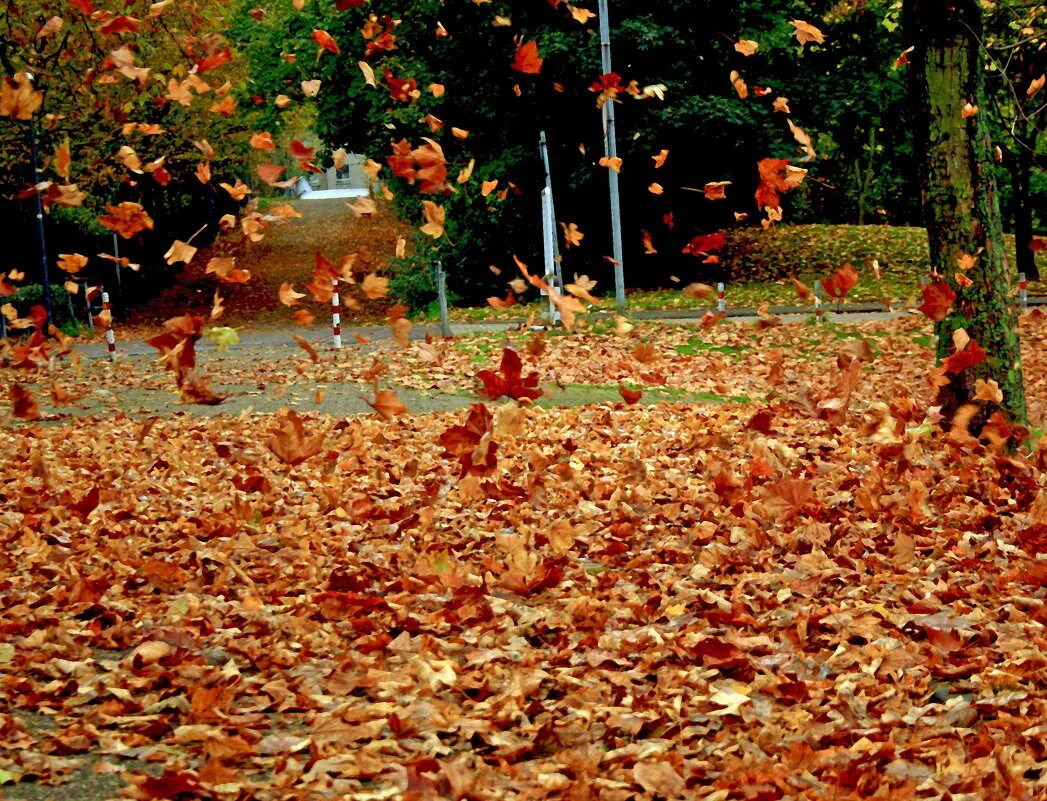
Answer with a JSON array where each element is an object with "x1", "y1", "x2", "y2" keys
[
  {"x1": 312, "y1": 29, "x2": 340, "y2": 55},
  {"x1": 11, "y1": 383, "x2": 41, "y2": 420},
  {"x1": 917, "y1": 280, "x2": 957, "y2": 321},
  {"x1": 439, "y1": 403, "x2": 499, "y2": 478},
  {"x1": 476, "y1": 348, "x2": 542, "y2": 401},
  {"x1": 682, "y1": 231, "x2": 726, "y2": 256},
  {"x1": 822, "y1": 263, "x2": 858, "y2": 299},
  {"x1": 335, "y1": 0, "x2": 367, "y2": 7},
  {"x1": 943, "y1": 339, "x2": 987, "y2": 375},
  {"x1": 195, "y1": 47, "x2": 232, "y2": 73},
  {"x1": 139, "y1": 771, "x2": 203, "y2": 799},
  {"x1": 618, "y1": 385, "x2": 643, "y2": 404},
  {"x1": 512, "y1": 41, "x2": 543, "y2": 74}
]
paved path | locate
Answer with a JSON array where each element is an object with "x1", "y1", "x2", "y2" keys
[{"x1": 74, "y1": 306, "x2": 920, "y2": 361}]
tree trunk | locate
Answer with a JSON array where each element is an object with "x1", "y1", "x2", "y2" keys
[
  {"x1": 904, "y1": 0, "x2": 1027, "y2": 427},
  {"x1": 1013, "y1": 120, "x2": 1039, "y2": 281}
]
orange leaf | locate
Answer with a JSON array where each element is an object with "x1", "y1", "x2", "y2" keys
[
  {"x1": 366, "y1": 389, "x2": 408, "y2": 420},
  {"x1": 312, "y1": 29, "x2": 340, "y2": 55},
  {"x1": 511, "y1": 40, "x2": 543, "y2": 74}
]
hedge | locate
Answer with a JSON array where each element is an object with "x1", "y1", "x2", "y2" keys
[{"x1": 719, "y1": 224, "x2": 1046, "y2": 283}]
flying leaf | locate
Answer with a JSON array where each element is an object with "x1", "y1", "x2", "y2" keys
[
  {"x1": 420, "y1": 201, "x2": 445, "y2": 238},
  {"x1": 512, "y1": 41, "x2": 543, "y2": 74},
  {"x1": 821, "y1": 263, "x2": 858, "y2": 299},
  {"x1": 362, "y1": 273, "x2": 389, "y2": 299},
  {"x1": 735, "y1": 39, "x2": 759, "y2": 56},
  {"x1": 366, "y1": 389, "x2": 409, "y2": 420},
  {"x1": 790, "y1": 20, "x2": 825, "y2": 45},
  {"x1": 279, "y1": 282, "x2": 306, "y2": 306},
  {"x1": 917, "y1": 280, "x2": 957, "y2": 321},
  {"x1": 477, "y1": 348, "x2": 542, "y2": 402},
  {"x1": 266, "y1": 409, "x2": 324, "y2": 465},
  {"x1": 57, "y1": 253, "x2": 88, "y2": 274},
  {"x1": 312, "y1": 29, "x2": 340, "y2": 55}
]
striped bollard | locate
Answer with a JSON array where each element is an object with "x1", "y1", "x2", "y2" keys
[
  {"x1": 1019, "y1": 271, "x2": 1028, "y2": 314},
  {"x1": 331, "y1": 278, "x2": 342, "y2": 349},
  {"x1": 102, "y1": 290, "x2": 116, "y2": 361},
  {"x1": 716, "y1": 282, "x2": 726, "y2": 313},
  {"x1": 814, "y1": 279, "x2": 824, "y2": 324}
]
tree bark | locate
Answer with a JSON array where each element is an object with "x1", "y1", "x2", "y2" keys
[
  {"x1": 904, "y1": 0, "x2": 1027, "y2": 427},
  {"x1": 1013, "y1": 119, "x2": 1039, "y2": 281}
]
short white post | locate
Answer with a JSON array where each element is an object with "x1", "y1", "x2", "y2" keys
[
  {"x1": 331, "y1": 278, "x2": 342, "y2": 348},
  {"x1": 716, "y1": 282, "x2": 725, "y2": 313},
  {"x1": 102, "y1": 290, "x2": 116, "y2": 361},
  {"x1": 814, "y1": 279, "x2": 823, "y2": 323},
  {"x1": 1019, "y1": 271, "x2": 1028, "y2": 314}
]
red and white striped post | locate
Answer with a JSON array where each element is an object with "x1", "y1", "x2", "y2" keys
[
  {"x1": 716, "y1": 282, "x2": 725, "y2": 313},
  {"x1": 102, "y1": 289, "x2": 116, "y2": 361},
  {"x1": 1019, "y1": 272, "x2": 1028, "y2": 314},
  {"x1": 814, "y1": 279, "x2": 824, "y2": 324},
  {"x1": 331, "y1": 278, "x2": 342, "y2": 349}
]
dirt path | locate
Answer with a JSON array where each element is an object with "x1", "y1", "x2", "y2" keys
[{"x1": 132, "y1": 198, "x2": 405, "y2": 330}]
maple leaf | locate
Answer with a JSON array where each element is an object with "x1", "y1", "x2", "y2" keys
[
  {"x1": 791, "y1": 276, "x2": 810, "y2": 300},
  {"x1": 292, "y1": 334, "x2": 319, "y2": 363},
  {"x1": 512, "y1": 41, "x2": 543, "y2": 74},
  {"x1": 618, "y1": 384, "x2": 642, "y2": 404},
  {"x1": 917, "y1": 280, "x2": 957, "y2": 321},
  {"x1": 99, "y1": 202, "x2": 154, "y2": 238},
  {"x1": 279, "y1": 282, "x2": 306, "y2": 306},
  {"x1": 57, "y1": 253, "x2": 88, "y2": 274},
  {"x1": 652, "y1": 149, "x2": 669, "y2": 168},
  {"x1": 10, "y1": 383, "x2": 41, "y2": 420},
  {"x1": 790, "y1": 20, "x2": 825, "y2": 45},
  {"x1": 682, "y1": 232, "x2": 727, "y2": 256},
  {"x1": 477, "y1": 348, "x2": 542, "y2": 402},
  {"x1": 560, "y1": 222, "x2": 584, "y2": 248},
  {"x1": 266, "y1": 409, "x2": 324, "y2": 465},
  {"x1": 420, "y1": 201, "x2": 445, "y2": 238},
  {"x1": 821, "y1": 263, "x2": 858, "y2": 299},
  {"x1": 439, "y1": 403, "x2": 499, "y2": 477},
  {"x1": 0, "y1": 72, "x2": 43, "y2": 120},
  {"x1": 704, "y1": 181, "x2": 730, "y2": 200},
  {"x1": 361, "y1": 273, "x2": 389, "y2": 299},
  {"x1": 735, "y1": 39, "x2": 759, "y2": 56},
  {"x1": 943, "y1": 333, "x2": 987, "y2": 375},
  {"x1": 164, "y1": 240, "x2": 197, "y2": 266},
  {"x1": 366, "y1": 389, "x2": 408, "y2": 421},
  {"x1": 312, "y1": 29, "x2": 340, "y2": 55},
  {"x1": 257, "y1": 162, "x2": 286, "y2": 186}
]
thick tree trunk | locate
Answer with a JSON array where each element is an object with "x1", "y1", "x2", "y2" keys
[{"x1": 904, "y1": 0, "x2": 1027, "y2": 427}]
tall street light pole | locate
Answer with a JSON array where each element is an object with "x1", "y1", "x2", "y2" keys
[
  {"x1": 25, "y1": 73, "x2": 54, "y2": 333},
  {"x1": 598, "y1": 0, "x2": 626, "y2": 315}
]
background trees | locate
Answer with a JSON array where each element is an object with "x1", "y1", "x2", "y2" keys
[{"x1": 0, "y1": 0, "x2": 251, "y2": 307}]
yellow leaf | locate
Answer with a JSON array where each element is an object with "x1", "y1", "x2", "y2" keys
[
  {"x1": 568, "y1": 4, "x2": 596, "y2": 23},
  {"x1": 359, "y1": 61, "x2": 376, "y2": 87},
  {"x1": 54, "y1": 138, "x2": 71, "y2": 180},
  {"x1": 420, "y1": 201, "x2": 445, "y2": 238},
  {"x1": 361, "y1": 273, "x2": 389, "y2": 299},
  {"x1": 735, "y1": 39, "x2": 759, "y2": 56}
]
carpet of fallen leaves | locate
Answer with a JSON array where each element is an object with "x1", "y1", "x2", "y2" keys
[{"x1": 2, "y1": 314, "x2": 1047, "y2": 800}]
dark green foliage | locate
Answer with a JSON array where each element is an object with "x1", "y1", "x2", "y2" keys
[
  {"x1": 230, "y1": 0, "x2": 936, "y2": 302},
  {"x1": 718, "y1": 225, "x2": 1046, "y2": 283},
  {"x1": 6, "y1": 283, "x2": 77, "y2": 328}
]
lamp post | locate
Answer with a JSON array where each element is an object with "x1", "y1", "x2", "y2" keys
[
  {"x1": 25, "y1": 73, "x2": 54, "y2": 333},
  {"x1": 598, "y1": 0, "x2": 626, "y2": 314}
]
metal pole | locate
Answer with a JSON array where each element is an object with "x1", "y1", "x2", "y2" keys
[
  {"x1": 434, "y1": 259, "x2": 452, "y2": 337},
  {"x1": 598, "y1": 0, "x2": 626, "y2": 315},
  {"x1": 112, "y1": 233, "x2": 122, "y2": 298},
  {"x1": 539, "y1": 131, "x2": 563, "y2": 291},
  {"x1": 26, "y1": 99, "x2": 54, "y2": 333}
]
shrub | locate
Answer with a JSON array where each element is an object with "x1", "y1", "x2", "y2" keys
[
  {"x1": 720, "y1": 224, "x2": 1045, "y2": 283},
  {"x1": 6, "y1": 283, "x2": 79, "y2": 328}
]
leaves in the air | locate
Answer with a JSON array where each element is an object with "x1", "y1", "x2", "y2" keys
[
  {"x1": 918, "y1": 279, "x2": 957, "y2": 321},
  {"x1": 511, "y1": 40, "x2": 543, "y2": 74},
  {"x1": 366, "y1": 389, "x2": 409, "y2": 421},
  {"x1": 266, "y1": 409, "x2": 324, "y2": 465},
  {"x1": 477, "y1": 348, "x2": 542, "y2": 402},
  {"x1": 821, "y1": 263, "x2": 859, "y2": 300},
  {"x1": 438, "y1": 403, "x2": 499, "y2": 478}
]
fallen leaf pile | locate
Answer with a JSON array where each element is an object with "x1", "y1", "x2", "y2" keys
[{"x1": 2, "y1": 379, "x2": 1047, "y2": 797}]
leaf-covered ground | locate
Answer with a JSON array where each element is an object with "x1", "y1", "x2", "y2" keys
[{"x1": 2, "y1": 313, "x2": 1047, "y2": 800}]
